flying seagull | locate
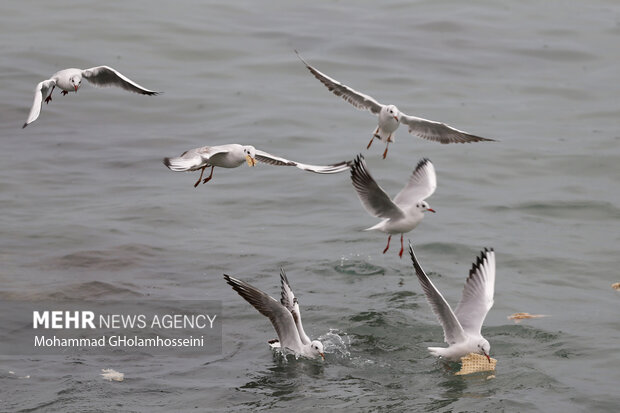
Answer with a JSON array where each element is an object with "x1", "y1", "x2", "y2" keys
[
  {"x1": 223, "y1": 273, "x2": 325, "y2": 360},
  {"x1": 409, "y1": 243, "x2": 495, "y2": 362},
  {"x1": 23, "y1": 66, "x2": 159, "y2": 128},
  {"x1": 164, "y1": 143, "x2": 352, "y2": 187},
  {"x1": 350, "y1": 154, "x2": 436, "y2": 257},
  {"x1": 296, "y1": 51, "x2": 494, "y2": 158}
]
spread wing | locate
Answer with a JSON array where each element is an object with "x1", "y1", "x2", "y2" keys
[
  {"x1": 279, "y1": 268, "x2": 311, "y2": 345},
  {"x1": 224, "y1": 274, "x2": 303, "y2": 352},
  {"x1": 409, "y1": 243, "x2": 467, "y2": 345},
  {"x1": 82, "y1": 66, "x2": 159, "y2": 95},
  {"x1": 399, "y1": 113, "x2": 495, "y2": 144},
  {"x1": 296, "y1": 51, "x2": 383, "y2": 115},
  {"x1": 163, "y1": 146, "x2": 229, "y2": 172},
  {"x1": 350, "y1": 155, "x2": 404, "y2": 220},
  {"x1": 279, "y1": 268, "x2": 296, "y2": 312},
  {"x1": 254, "y1": 149, "x2": 351, "y2": 174},
  {"x1": 454, "y1": 249, "x2": 496, "y2": 335},
  {"x1": 393, "y1": 158, "x2": 437, "y2": 207},
  {"x1": 23, "y1": 79, "x2": 56, "y2": 128}
]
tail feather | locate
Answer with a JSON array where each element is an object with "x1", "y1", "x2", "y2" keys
[
  {"x1": 428, "y1": 347, "x2": 447, "y2": 358},
  {"x1": 364, "y1": 220, "x2": 388, "y2": 232},
  {"x1": 162, "y1": 155, "x2": 200, "y2": 172}
]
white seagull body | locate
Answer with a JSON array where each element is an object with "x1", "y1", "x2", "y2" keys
[
  {"x1": 279, "y1": 268, "x2": 312, "y2": 345},
  {"x1": 350, "y1": 155, "x2": 436, "y2": 258},
  {"x1": 223, "y1": 273, "x2": 325, "y2": 360},
  {"x1": 409, "y1": 244, "x2": 495, "y2": 362},
  {"x1": 164, "y1": 143, "x2": 352, "y2": 188},
  {"x1": 23, "y1": 66, "x2": 159, "y2": 128},
  {"x1": 296, "y1": 51, "x2": 494, "y2": 158}
]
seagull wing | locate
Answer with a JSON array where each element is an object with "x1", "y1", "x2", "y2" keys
[
  {"x1": 224, "y1": 274, "x2": 304, "y2": 352},
  {"x1": 350, "y1": 155, "x2": 404, "y2": 220},
  {"x1": 279, "y1": 268, "x2": 311, "y2": 345},
  {"x1": 454, "y1": 249, "x2": 496, "y2": 335},
  {"x1": 82, "y1": 66, "x2": 159, "y2": 95},
  {"x1": 254, "y1": 149, "x2": 351, "y2": 174},
  {"x1": 399, "y1": 113, "x2": 494, "y2": 144},
  {"x1": 23, "y1": 79, "x2": 56, "y2": 128},
  {"x1": 279, "y1": 268, "x2": 296, "y2": 311},
  {"x1": 296, "y1": 51, "x2": 383, "y2": 115},
  {"x1": 163, "y1": 146, "x2": 229, "y2": 172},
  {"x1": 393, "y1": 158, "x2": 437, "y2": 207},
  {"x1": 409, "y1": 243, "x2": 467, "y2": 345}
]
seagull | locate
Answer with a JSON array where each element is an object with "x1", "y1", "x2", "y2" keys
[
  {"x1": 23, "y1": 66, "x2": 159, "y2": 128},
  {"x1": 350, "y1": 154, "x2": 436, "y2": 258},
  {"x1": 164, "y1": 143, "x2": 352, "y2": 188},
  {"x1": 409, "y1": 243, "x2": 495, "y2": 362},
  {"x1": 296, "y1": 51, "x2": 495, "y2": 159},
  {"x1": 223, "y1": 273, "x2": 325, "y2": 360}
]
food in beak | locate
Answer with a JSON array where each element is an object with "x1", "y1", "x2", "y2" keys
[{"x1": 245, "y1": 155, "x2": 256, "y2": 167}]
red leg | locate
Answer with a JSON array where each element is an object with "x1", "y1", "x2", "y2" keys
[
  {"x1": 202, "y1": 166, "x2": 215, "y2": 184},
  {"x1": 367, "y1": 130, "x2": 377, "y2": 149},
  {"x1": 398, "y1": 234, "x2": 404, "y2": 258},
  {"x1": 44, "y1": 86, "x2": 55, "y2": 104},
  {"x1": 193, "y1": 166, "x2": 206, "y2": 188},
  {"x1": 383, "y1": 235, "x2": 392, "y2": 254},
  {"x1": 382, "y1": 138, "x2": 392, "y2": 159}
]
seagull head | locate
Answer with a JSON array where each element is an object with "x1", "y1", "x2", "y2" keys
[
  {"x1": 417, "y1": 201, "x2": 436, "y2": 214},
  {"x1": 70, "y1": 75, "x2": 82, "y2": 92},
  {"x1": 310, "y1": 340, "x2": 325, "y2": 360},
  {"x1": 478, "y1": 339, "x2": 491, "y2": 363},
  {"x1": 385, "y1": 105, "x2": 400, "y2": 122},
  {"x1": 243, "y1": 145, "x2": 256, "y2": 167}
]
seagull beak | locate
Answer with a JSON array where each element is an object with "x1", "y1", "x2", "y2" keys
[
  {"x1": 393, "y1": 116, "x2": 399, "y2": 122},
  {"x1": 320, "y1": 352, "x2": 325, "y2": 360},
  {"x1": 245, "y1": 155, "x2": 256, "y2": 167},
  {"x1": 427, "y1": 208, "x2": 436, "y2": 213},
  {"x1": 483, "y1": 350, "x2": 491, "y2": 363},
  {"x1": 74, "y1": 85, "x2": 79, "y2": 92}
]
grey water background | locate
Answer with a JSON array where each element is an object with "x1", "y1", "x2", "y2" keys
[{"x1": 1, "y1": 0, "x2": 619, "y2": 411}]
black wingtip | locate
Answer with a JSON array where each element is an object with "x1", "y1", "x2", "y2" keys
[
  {"x1": 279, "y1": 267, "x2": 288, "y2": 284},
  {"x1": 468, "y1": 248, "x2": 494, "y2": 277},
  {"x1": 415, "y1": 157, "x2": 432, "y2": 170},
  {"x1": 408, "y1": 241, "x2": 419, "y2": 268},
  {"x1": 22, "y1": 122, "x2": 28, "y2": 129},
  {"x1": 162, "y1": 157, "x2": 171, "y2": 167},
  {"x1": 350, "y1": 154, "x2": 364, "y2": 179}
]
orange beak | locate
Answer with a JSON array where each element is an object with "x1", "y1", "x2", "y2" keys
[
  {"x1": 484, "y1": 351, "x2": 491, "y2": 363},
  {"x1": 320, "y1": 353, "x2": 325, "y2": 360},
  {"x1": 393, "y1": 116, "x2": 399, "y2": 122},
  {"x1": 74, "y1": 85, "x2": 79, "y2": 92},
  {"x1": 427, "y1": 208, "x2": 436, "y2": 213}
]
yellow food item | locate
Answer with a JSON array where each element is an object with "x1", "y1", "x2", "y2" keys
[
  {"x1": 455, "y1": 353, "x2": 497, "y2": 375},
  {"x1": 507, "y1": 312, "x2": 548, "y2": 322}
]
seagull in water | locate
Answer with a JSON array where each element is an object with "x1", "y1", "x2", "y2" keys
[
  {"x1": 164, "y1": 143, "x2": 352, "y2": 188},
  {"x1": 223, "y1": 273, "x2": 325, "y2": 360},
  {"x1": 350, "y1": 154, "x2": 436, "y2": 258},
  {"x1": 23, "y1": 66, "x2": 159, "y2": 128},
  {"x1": 409, "y1": 243, "x2": 495, "y2": 362},
  {"x1": 296, "y1": 51, "x2": 495, "y2": 159}
]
